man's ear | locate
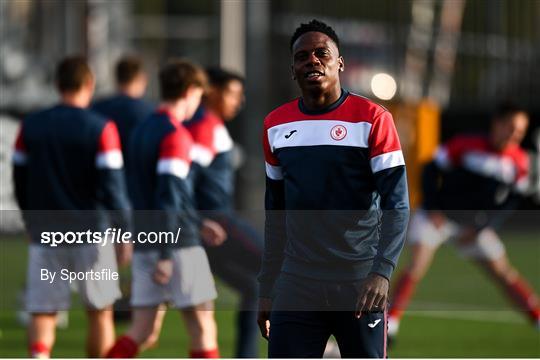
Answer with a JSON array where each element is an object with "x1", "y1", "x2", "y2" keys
[{"x1": 338, "y1": 56, "x2": 345, "y2": 72}]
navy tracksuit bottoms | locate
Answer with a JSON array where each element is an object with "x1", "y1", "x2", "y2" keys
[{"x1": 269, "y1": 273, "x2": 387, "y2": 358}]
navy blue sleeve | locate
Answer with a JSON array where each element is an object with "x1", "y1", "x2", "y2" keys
[
  {"x1": 154, "y1": 130, "x2": 201, "y2": 259},
  {"x1": 13, "y1": 165, "x2": 27, "y2": 209},
  {"x1": 370, "y1": 165, "x2": 410, "y2": 280},
  {"x1": 12, "y1": 125, "x2": 29, "y2": 209},
  {"x1": 154, "y1": 173, "x2": 199, "y2": 259},
  {"x1": 258, "y1": 175, "x2": 287, "y2": 298},
  {"x1": 95, "y1": 122, "x2": 131, "y2": 229}
]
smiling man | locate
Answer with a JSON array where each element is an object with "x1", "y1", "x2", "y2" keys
[{"x1": 257, "y1": 20, "x2": 410, "y2": 358}]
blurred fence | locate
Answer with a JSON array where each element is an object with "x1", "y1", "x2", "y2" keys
[{"x1": 1, "y1": 0, "x2": 539, "y2": 224}]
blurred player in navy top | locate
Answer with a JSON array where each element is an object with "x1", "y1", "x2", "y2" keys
[
  {"x1": 93, "y1": 56, "x2": 154, "y2": 317},
  {"x1": 184, "y1": 68, "x2": 263, "y2": 357},
  {"x1": 106, "y1": 60, "x2": 225, "y2": 359},
  {"x1": 12, "y1": 56, "x2": 130, "y2": 358},
  {"x1": 93, "y1": 56, "x2": 154, "y2": 183},
  {"x1": 388, "y1": 103, "x2": 540, "y2": 340}
]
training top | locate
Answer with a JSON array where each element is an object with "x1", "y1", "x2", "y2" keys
[
  {"x1": 93, "y1": 94, "x2": 154, "y2": 170},
  {"x1": 259, "y1": 90, "x2": 410, "y2": 298},
  {"x1": 12, "y1": 104, "x2": 130, "y2": 240},
  {"x1": 422, "y1": 134, "x2": 529, "y2": 226},
  {"x1": 184, "y1": 106, "x2": 235, "y2": 212},
  {"x1": 128, "y1": 108, "x2": 200, "y2": 258}
]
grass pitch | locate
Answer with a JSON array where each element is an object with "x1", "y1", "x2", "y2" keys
[{"x1": 1, "y1": 232, "x2": 539, "y2": 357}]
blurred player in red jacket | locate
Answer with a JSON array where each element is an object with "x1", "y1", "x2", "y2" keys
[
  {"x1": 184, "y1": 68, "x2": 263, "y2": 358},
  {"x1": 106, "y1": 60, "x2": 224, "y2": 359},
  {"x1": 388, "y1": 102, "x2": 540, "y2": 340}
]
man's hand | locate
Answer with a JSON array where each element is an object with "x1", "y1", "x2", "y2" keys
[
  {"x1": 153, "y1": 259, "x2": 173, "y2": 285},
  {"x1": 200, "y1": 219, "x2": 227, "y2": 247},
  {"x1": 257, "y1": 297, "x2": 272, "y2": 340},
  {"x1": 355, "y1": 273, "x2": 389, "y2": 318},
  {"x1": 428, "y1": 210, "x2": 447, "y2": 229}
]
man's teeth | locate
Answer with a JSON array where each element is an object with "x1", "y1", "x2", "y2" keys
[{"x1": 307, "y1": 72, "x2": 322, "y2": 78}]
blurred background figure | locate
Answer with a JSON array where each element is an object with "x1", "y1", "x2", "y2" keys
[
  {"x1": 184, "y1": 67, "x2": 263, "y2": 358},
  {"x1": 93, "y1": 56, "x2": 155, "y2": 321},
  {"x1": 93, "y1": 55, "x2": 154, "y2": 189},
  {"x1": 107, "y1": 59, "x2": 223, "y2": 359},
  {"x1": 388, "y1": 102, "x2": 540, "y2": 343},
  {"x1": 12, "y1": 56, "x2": 130, "y2": 358}
]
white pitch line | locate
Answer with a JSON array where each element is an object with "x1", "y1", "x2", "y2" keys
[{"x1": 403, "y1": 302, "x2": 527, "y2": 324}]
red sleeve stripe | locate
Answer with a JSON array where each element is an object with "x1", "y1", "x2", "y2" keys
[
  {"x1": 96, "y1": 121, "x2": 124, "y2": 169},
  {"x1": 190, "y1": 144, "x2": 214, "y2": 167},
  {"x1": 370, "y1": 150, "x2": 405, "y2": 173},
  {"x1": 159, "y1": 130, "x2": 192, "y2": 162},
  {"x1": 265, "y1": 162, "x2": 283, "y2": 180},
  {"x1": 263, "y1": 127, "x2": 279, "y2": 166},
  {"x1": 368, "y1": 111, "x2": 402, "y2": 158},
  {"x1": 157, "y1": 158, "x2": 190, "y2": 179},
  {"x1": 98, "y1": 121, "x2": 122, "y2": 152}
]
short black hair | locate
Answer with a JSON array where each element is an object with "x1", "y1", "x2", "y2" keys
[
  {"x1": 290, "y1": 19, "x2": 340, "y2": 51},
  {"x1": 116, "y1": 56, "x2": 144, "y2": 85},
  {"x1": 205, "y1": 67, "x2": 244, "y2": 88},
  {"x1": 493, "y1": 101, "x2": 528, "y2": 121},
  {"x1": 55, "y1": 56, "x2": 93, "y2": 93}
]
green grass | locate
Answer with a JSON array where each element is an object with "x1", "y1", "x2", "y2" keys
[{"x1": 1, "y1": 233, "x2": 539, "y2": 357}]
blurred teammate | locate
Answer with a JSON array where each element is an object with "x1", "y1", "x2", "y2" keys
[
  {"x1": 388, "y1": 103, "x2": 540, "y2": 339},
  {"x1": 93, "y1": 56, "x2": 154, "y2": 314},
  {"x1": 12, "y1": 56, "x2": 130, "y2": 358},
  {"x1": 257, "y1": 20, "x2": 409, "y2": 358},
  {"x1": 184, "y1": 67, "x2": 263, "y2": 357},
  {"x1": 93, "y1": 55, "x2": 154, "y2": 182},
  {"x1": 106, "y1": 59, "x2": 225, "y2": 358}
]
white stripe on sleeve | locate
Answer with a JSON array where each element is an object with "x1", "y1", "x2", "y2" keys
[
  {"x1": 157, "y1": 158, "x2": 190, "y2": 179},
  {"x1": 214, "y1": 125, "x2": 234, "y2": 153},
  {"x1": 370, "y1": 150, "x2": 405, "y2": 173},
  {"x1": 190, "y1": 144, "x2": 214, "y2": 167},
  {"x1": 265, "y1": 162, "x2": 283, "y2": 180},
  {"x1": 96, "y1": 150, "x2": 123, "y2": 169}
]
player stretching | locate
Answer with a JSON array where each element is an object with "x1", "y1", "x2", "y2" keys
[
  {"x1": 13, "y1": 56, "x2": 130, "y2": 358},
  {"x1": 257, "y1": 20, "x2": 409, "y2": 358},
  {"x1": 106, "y1": 60, "x2": 224, "y2": 358},
  {"x1": 184, "y1": 67, "x2": 263, "y2": 358},
  {"x1": 388, "y1": 103, "x2": 540, "y2": 340}
]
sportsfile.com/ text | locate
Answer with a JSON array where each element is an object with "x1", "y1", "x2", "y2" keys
[{"x1": 39, "y1": 228, "x2": 182, "y2": 247}]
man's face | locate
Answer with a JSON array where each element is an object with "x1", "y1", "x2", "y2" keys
[
  {"x1": 207, "y1": 79, "x2": 244, "y2": 121},
  {"x1": 491, "y1": 112, "x2": 529, "y2": 150},
  {"x1": 291, "y1": 31, "x2": 344, "y2": 93}
]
